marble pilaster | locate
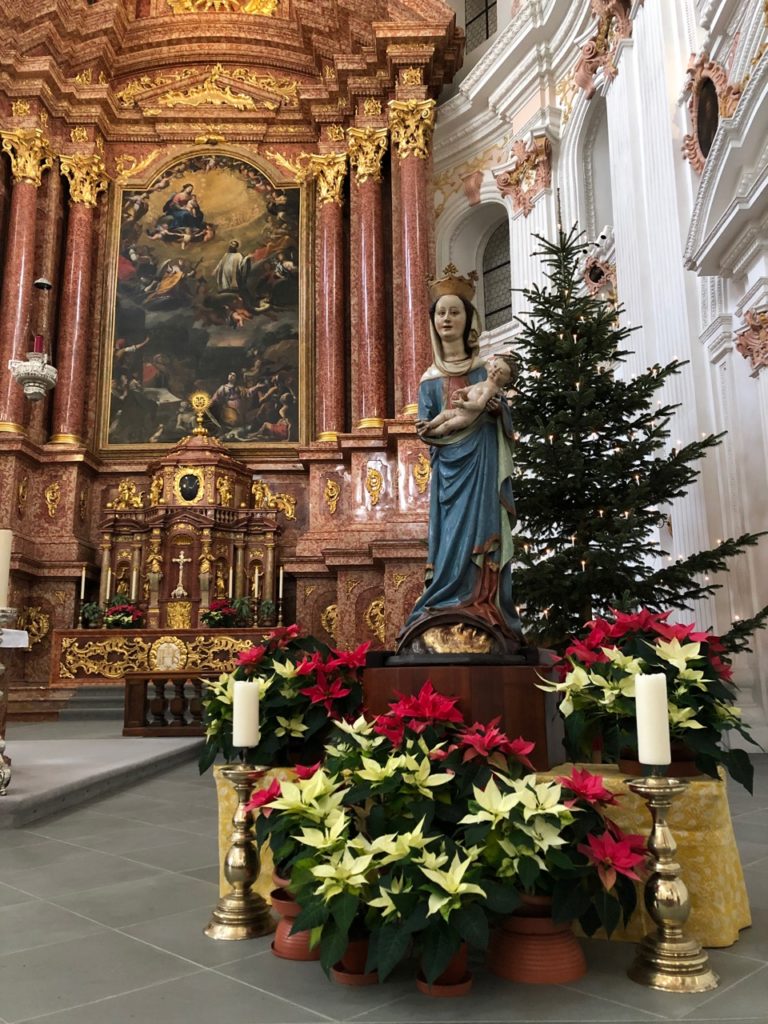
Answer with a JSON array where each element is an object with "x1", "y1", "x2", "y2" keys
[
  {"x1": 388, "y1": 99, "x2": 435, "y2": 418},
  {"x1": 348, "y1": 127, "x2": 388, "y2": 431},
  {"x1": 309, "y1": 153, "x2": 347, "y2": 441},
  {"x1": 50, "y1": 151, "x2": 108, "y2": 445},
  {"x1": 0, "y1": 128, "x2": 53, "y2": 434}
]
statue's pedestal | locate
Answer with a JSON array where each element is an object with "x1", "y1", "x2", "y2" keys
[{"x1": 362, "y1": 663, "x2": 563, "y2": 771}]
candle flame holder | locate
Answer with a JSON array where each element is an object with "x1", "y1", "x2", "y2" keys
[
  {"x1": 204, "y1": 763, "x2": 274, "y2": 941},
  {"x1": 627, "y1": 775, "x2": 718, "y2": 992}
]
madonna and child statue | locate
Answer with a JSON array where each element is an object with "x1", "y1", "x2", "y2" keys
[{"x1": 396, "y1": 265, "x2": 535, "y2": 663}]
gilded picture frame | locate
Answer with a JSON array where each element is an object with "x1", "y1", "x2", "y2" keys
[{"x1": 97, "y1": 147, "x2": 313, "y2": 457}]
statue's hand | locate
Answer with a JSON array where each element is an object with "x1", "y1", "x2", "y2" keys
[
  {"x1": 485, "y1": 395, "x2": 501, "y2": 416},
  {"x1": 415, "y1": 419, "x2": 428, "y2": 435}
]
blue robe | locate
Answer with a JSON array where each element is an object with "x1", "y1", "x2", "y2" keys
[{"x1": 406, "y1": 366, "x2": 521, "y2": 634}]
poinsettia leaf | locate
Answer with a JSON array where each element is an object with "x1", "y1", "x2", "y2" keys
[
  {"x1": 291, "y1": 900, "x2": 329, "y2": 933},
  {"x1": 331, "y1": 892, "x2": 359, "y2": 935},
  {"x1": 319, "y1": 920, "x2": 348, "y2": 975},
  {"x1": 517, "y1": 856, "x2": 541, "y2": 891},
  {"x1": 482, "y1": 880, "x2": 521, "y2": 915},
  {"x1": 551, "y1": 879, "x2": 590, "y2": 923},
  {"x1": 720, "y1": 747, "x2": 754, "y2": 794},
  {"x1": 453, "y1": 902, "x2": 489, "y2": 949},
  {"x1": 374, "y1": 923, "x2": 412, "y2": 981},
  {"x1": 592, "y1": 888, "x2": 621, "y2": 937},
  {"x1": 420, "y1": 924, "x2": 461, "y2": 984},
  {"x1": 198, "y1": 738, "x2": 219, "y2": 775},
  {"x1": 401, "y1": 902, "x2": 429, "y2": 935}
]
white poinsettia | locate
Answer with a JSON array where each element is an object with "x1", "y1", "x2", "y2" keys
[
  {"x1": 266, "y1": 770, "x2": 344, "y2": 823},
  {"x1": 256, "y1": 675, "x2": 273, "y2": 699},
  {"x1": 420, "y1": 850, "x2": 486, "y2": 919},
  {"x1": 668, "y1": 705, "x2": 705, "y2": 729},
  {"x1": 311, "y1": 847, "x2": 375, "y2": 901},
  {"x1": 399, "y1": 754, "x2": 454, "y2": 796},
  {"x1": 655, "y1": 638, "x2": 701, "y2": 673},
  {"x1": 275, "y1": 714, "x2": 308, "y2": 738},
  {"x1": 676, "y1": 667, "x2": 707, "y2": 689},
  {"x1": 333, "y1": 715, "x2": 385, "y2": 752},
  {"x1": 519, "y1": 817, "x2": 568, "y2": 854},
  {"x1": 271, "y1": 659, "x2": 299, "y2": 679},
  {"x1": 715, "y1": 701, "x2": 742, "y2": 725},
  {"x1": 296, "y1": 809, "x2": 349, "y2": 850},
  {"x1": 207, "y1": 672, "x2": 235, "y2": 704},
  {"x1": 370, "y1": 819, "x2": 435, "y2": 863},
  {"x1": 602, "y1": 647, "x2": 644, "y2": 676},
  {"x1": 416, "y1": 846, "x2": 450, "y2": 872},
  {"x1": 460, "y1": 776, "x2": 520, "y2": 827},
  {"x1": 511, "y1": 779, "x2": 572, "y2": 822},
  {"x1": 355, "y1": 753, "x2": 405, "y2": 783},
  {"x1": 369, "y1": 874, "x2": 411, "y2": 918},
  {"x1": 496, "y1": 836, "x2": 546, "y2": 877}
]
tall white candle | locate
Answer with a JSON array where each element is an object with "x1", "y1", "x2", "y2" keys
[
  {"x1": 106, "y1": 567, "x2": 112, "y2": 599},
  {"x1": 0, "y1": 530, "x2": 12, "y2": 607},
  {"x1": 254, "y1": 567, "x2": 259, "y2": 600},
  {"x1": 80, "y1": 566, "x2": 86, "y2": 600},
  {"x1": 228, "y1": 566, "x2": 234, "y2": 599},
  {"x1": 130, "y1": 567, "x2": 138, "y2": 602},
  {"x1": 232, "y1": 679, "x2": 260, "y2": 748},
  {"x1": 278, "y1": 565, "x2": 284, "y2": 599},
  {"x1": 635, "y1": 673, "x2": 671, "y2": 765}
]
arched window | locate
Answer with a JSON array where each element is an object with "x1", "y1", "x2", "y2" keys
[
  {"x1": 465, "y1": 0, "x2": 497, "y2": 53},
  {"x1": 482, "y1": 222, "x2": 511, "y2": 330}
]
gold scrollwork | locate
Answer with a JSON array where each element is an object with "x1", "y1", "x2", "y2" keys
[
  {"x1": 116, "y1": 64, "x2": 296, "y2": 112},
  {"x1": 362, "y1": 98, "x2": 382, "y2": 117},
  {"x1": 10, "y1": 100, "x2": 31, "y2": 117},
  {"x1": 59, "y1": 632, "x2": 254, "y2": 679},
  {"x1": 166, "y1": 601, "x2": 192, "y2": 629},
  {"x1": 413, "y1": 452, "x2": 431, "y2": 495},
  {"x1": 44, "y1": 482, "x2": 61, "y2": 518},
  {"x1": 149, "y1": 635, "x2": 188, "y2": 671},
  {"x1": 74, "y1": 68, "x2": 93, "y2": 85},
  {"x1": 16, "y1": 475, "x2": 28, "y2": 518},
  {"x1": 70, "y1": 127, "x2": 89, "y2": 143},
  {"x1": 304, "y1": 584, "x2": 316, "y2": 597},
  {"x1": 324, "y1": 478, "x2": 341, "y2": 515},
  {"x1": 251, "y1": 479, "x2": 296, "y2": 520},
  {"x1": 173, "y1": 467, "x2": 206, "y2": 505},
  {"x1": 388, "y1": 99, "x2": 436, "y2": 161},
  {"x1": 364, "y1": 596, "x2": 386, "y2": 645},
  {"x1": 365, "y1": 466, "x2": 384, "y2": 507},
  {"x1": 168, "y1": 0, "x2": 279, "y2": 14},
  {"x1": 321, "y1": 603, "x2": 338, "y2": 642},
  {"x1": 345, "y1": 576, "x2": 360, "y2": 596},
  {"x1": 392, "y1": 572, "x2": 409, "y2": 590},
  {"x1": 17, "y1": 607, "x2": 50, "y2": 647},
  {"x1": 0, "y1": 127, "x2": 53, "y2": 186},
  {"x1": 107, "y1": 480, "x2": 145, "y2": 509},
  {"x1": 422, "y1": 623, "x2": 494, "y2": 654},
  {"x1": 59, "y1": 151, "x2": 109, "y2": 207},
  {"x1": 114, "y1": 150, "x2": 162, "y2": 183},
  {"x1": 347, "y1": 127, "x2": 388, "y2": 185},
  {"x1": 326, "y1": 124, "x2": 345, "y2": 142},
  {"x1": 307, "y1": 152, "x2": 347, "y2": 205},
  {"x1": 400, "y1": 66, "x2": 423, "y2": 86}
]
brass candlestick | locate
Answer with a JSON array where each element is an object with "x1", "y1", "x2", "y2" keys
[
  {"x1": 627, "y1": 775, "x2": 718, "y2": 992},
  {"x1": 204, "y1": 763, "x2": 274, "y2": 941}
]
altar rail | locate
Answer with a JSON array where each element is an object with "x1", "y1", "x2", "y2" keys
[{"x1": 123, "y1": 671, "x2": 213, "y2": 736}]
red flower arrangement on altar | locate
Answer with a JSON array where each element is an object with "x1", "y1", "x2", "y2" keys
[
  {"x1": 200, "y1": 598, "x2": 239, "y2": 628},
  {"x1": 198, "y1": 624, "x2": 368, "y2": 773},
  {"x1": 103, "y1": 602, "x2": 145, "y2": 629},
  {"x1": 538, "y1": 608, "x2": 759, "y2": 791}
]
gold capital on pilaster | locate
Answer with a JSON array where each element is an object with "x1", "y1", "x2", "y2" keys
[
  {"x1": 307, "y1": 152, "x2": 348, "y2": 205},
  {"x1": 0, "y1": 128, "x2": 53, "y2": 186},
  {"x1": 59, "y1": 151, "x2": 109, "y2": 206},
  {"x1": 387, "y1": 99, "x2": 435, "y2": 161},
  {"x1": 347, "y1": 127, "x2": 388, "y2": 184}
]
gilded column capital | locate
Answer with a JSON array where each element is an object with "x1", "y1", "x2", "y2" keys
[
  {"x1": 59, "y1": 152, "x2": 109, "y2": 206},
  {"x1": 347, "y1": 127, "x2": 388, "y2": 185},
  {"x1": 0, "y1": 128, "x2": 53, "y2": 186},
  {"x1": 387, "y1": 99, "x2": 435, "y2": 161},
  {"x1": 307, "y1": 152, "x2": 347, "y2": 205}
]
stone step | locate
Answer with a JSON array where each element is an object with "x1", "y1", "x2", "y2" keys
[
  {"x1": 7, "y1": 686, "x2": 75, "y2": 722},
  {"x1": 59, "y1": 685, "x2": 125, "y2": 721}
]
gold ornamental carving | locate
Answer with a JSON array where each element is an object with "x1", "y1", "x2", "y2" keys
[
  {"x1": 345, "y1": 576, "x2": 361, "y2": 596},
  {"x1": 194, "y1": 124, "x2": 226, "y2": 145},
  {"x1": 307, "y1": 153, "x2": 347, "y2": 206},
  {"x1": 59, "y1": 632, "x2": 253, "y2": 679},
  {"x1": 149, "y1": 636, "x2": 188, "y2": 671},
  {"x1": 70, "y1": 127, "x2": 89, "y2": 143},
  {"x1": 167, "y1": 0, "x2": 279, "y2": 13},
  {"x1": 114, "y1": 150, "x2": 162, "y2": 183},
  {"x1": 10, "y1": 100, "x2": 31, "y2": 117},
  {"x1": 0, "y1": 128, "x2": 53, "y2": 187},
  {"x1": 493, "y1": 133, "x2": 552, "y2": 217},
  {"x1": 74, "y1": 68, "x2": 93, "y2": 85},
  {"x1": 166, "y1": 601, "x2": 192, "y2": 629},
  {"x1": 149, "y1": 474, "x2": 164, "y2": 506},
  {"x1": 216, "y1": 475, "x2": 234, "y2": 507},
  {"x1": 400, "y1": 66, "x2": 423, "y2": 86},
  {"x1": 362, "y1": 98, "x2": 382, "y2": 117},
  {"x1": 107, "y1": 480, "x2": 144, "y2": 509},
  {"x1": 573, "y1": 0, "x2": 633, "y2": 100},
  {"x1": 388, "y1": 99, "x2": 436, "y2": 161},
  {"x1": 173, "y1": 467, "x2": 205, "y2": 505},
  {"x1": 44, "y1": 482, "x2": 61, "y2": 518},
  {"x1": 413, "y1": 452, "x2": 431, "y2": 495},
  {"x1": 556, "y1": 76, "x2": 577, "y2": 125},
  {"x1": 364, "y1": 596, "x2": 386, "y2": 645},
  {"x1": 365, "y1": 466, "x2": 384, "y2": 507},
  {"x1": 392, "y1": 572, "x2": 410, "y2": 590},
  {"x1": 422, "y1": 623, "x2": 494, "y2": 654},
  {"x1": 116, "y1": 65, "x2": 297, "y2": 113},
  {"x1": 321, "y1": 603, "x2": 338, "y2": 642},
  {"x1": 251, "y1": 480, "x2": 296, "y2": 520},
  {"x1": 16, "y1": 476, "x2": 28, "y2": 518},
  {"x1": 59, "y1": 152, "x2": 109, "y2": 207},
  {"x1": 324, "y1": 478, "x2": 340, "y2": 514},
  {"x1": 347, "y1": 127, "x2": 388, "y2": 185},
  {"x1": 325, "y1": 124, "x2": 345, "y2": 142},
  {"x1": 17, "y1": 607, "x2": 50, "y2": 647},
  {"x1": 736, "y1": 309, "x2": 768, "y2": 374}
]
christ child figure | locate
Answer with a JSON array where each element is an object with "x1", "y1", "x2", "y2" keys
[{"x1": 416, "y1": 354, "x2": 517, "y2": 438}]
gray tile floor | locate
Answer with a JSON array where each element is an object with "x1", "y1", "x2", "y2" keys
[{"x1": 0, "y1": 746, "x2": 766, "y2": 1024}]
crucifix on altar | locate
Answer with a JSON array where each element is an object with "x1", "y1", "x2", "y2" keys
[{"x1": 171, "y1": 548, "x2": 192, "y2": 600}]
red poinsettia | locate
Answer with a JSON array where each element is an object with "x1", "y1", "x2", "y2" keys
[
  {"x1": 326, "y1": 641, "x2": 371, "y2": 672},
  {"x1": 294, "y1": 761, "x2": 322, "y2": 780},
  {"x1": 300, "y1": 676, "x2": 352, "y2": 714},
  {"x1": 577, "y1": 831, "x2": 645, "y2": 891},
  {"x1": 244, "y1": 777, "x2": 282, "y2": 816},
  {"x1": 237, "y1": 645, "x2": 267, "y2": 671},
  {"x1": 388, "y1": 681, "x2": 464, "y2": 726},
  {"x1": 373, "y1": 714, "x2": 405, "y2": 746},
  {"x1": 556, "y1": 767, "x2": 618, "y2": 807},
  {"x1": 266, "y1": 624, "x2": 302, "y2": 651},
  {"x1": 457, "y1": 718, "x2": 535, "y2": 770}
]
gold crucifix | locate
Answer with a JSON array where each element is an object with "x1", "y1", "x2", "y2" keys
[{"x1": 171, "y1": 549, "x2": 192, "y2": 598}]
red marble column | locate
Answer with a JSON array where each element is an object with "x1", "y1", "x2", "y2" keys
[
  {"x1": 50, "y1": 152, "x2": 108, "y2": 445},
  {"x1": 388, "y1": 100, "x2": 436, "y2": 418},
  {"x1": 348, "y1": 127, "x2": 389, "y2": 431},
  {"x1": 310, "y1": 153, "x2": 347, "y2": 441}
]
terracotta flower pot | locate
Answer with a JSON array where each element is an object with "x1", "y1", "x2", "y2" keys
[
  {"x1": 331, "y1": 936, "x2": 379, "y2": 986},
  {"x1": 416, "y1": 942, "x2": 473, "y2": 997},
  {"x1": 488, "y1": 895, "x2": 586, "y2": 985},
  {"x1": 269, "y1": 887, "x2": 320, "y2": 961}
]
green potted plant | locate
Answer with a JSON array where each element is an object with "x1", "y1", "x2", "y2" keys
[
  {"x1": 538, "y1": 609, "x2": 759, "y2": 791},
  {"x1": 200, "y1": 598, "x2": 240, "y2": 629},
  {"x1": 79, "y1": 601, "x2": 104, "y2": 628}
]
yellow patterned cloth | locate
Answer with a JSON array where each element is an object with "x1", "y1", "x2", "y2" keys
[
  {"x1": 214, "y1": 765, "x2": 297, "y2": 901},
  {"x1": 540, "y1": 764, "x2": 751, "y2": 948}
]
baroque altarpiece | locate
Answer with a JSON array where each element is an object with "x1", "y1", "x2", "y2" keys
[{"x1": 0, "y1": 0, "x2": 463, "y2": 721}]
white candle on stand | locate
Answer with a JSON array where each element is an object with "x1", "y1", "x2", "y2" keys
[
  {"x1": 278, "y1": 565, "x2": 284, "y2": 599},
  {"x1": 0, "y1": 530, "x2": 12, "y2": 606},
  {"x1": 105, "y1": 567, "x2": 112, "y2": 599},
  {"x1": 635, "y1": 673, "x2": 671, "y2": 766},
  {"x1": 254, "y1": 567, "x2": 259, "y2": 600},
  {"x1": 232, "y1": 679, "x2": 260, "y2": 748},
  {"x1": 228, "y1": 566, "x2": 234, "y2": 599},
  {"x1": 80, "y1": 567, "x2": 86, "y2": 600}
]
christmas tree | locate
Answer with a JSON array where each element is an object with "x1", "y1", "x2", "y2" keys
[{"x1": 510, "y1": 226, "x2": 767, "y2": 653}]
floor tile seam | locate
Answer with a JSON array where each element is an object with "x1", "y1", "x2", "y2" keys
[
  {"x1": 206, "y1": 964, "x2": 338, "y2": 1021},
  {"x1": 673, "y1": 960, "x2": 768, "y2": 1015},
  {"x1": 713, "y1": 946, "x2": 768, "y2": 966},
  {"x1": 0, "y1": 832, "x2": 187, "y2": 872},
  {"x1": 5, "y1": 965, "x2": 208, "y2": 1024},
  {"x1": 44, "y1": 888, "x2": 219, "y2": 929},
  {"x1": 110, "y1": 921, "x2": 252, "y2": 969},
  {"x1": 67, "y1": 834, "x2": 220, "y2": 863},
  {"x1": 546, "y1": 980, "x2": 670, "y2": 1020}
]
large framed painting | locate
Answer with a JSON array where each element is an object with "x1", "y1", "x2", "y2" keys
[{"x1": 98, "y1": 150, "x2": 312, "y2": 454}]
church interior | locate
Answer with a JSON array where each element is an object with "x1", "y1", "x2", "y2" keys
[{"x1": 0, "y1": 0, "x2": 767, "y2": 1021}]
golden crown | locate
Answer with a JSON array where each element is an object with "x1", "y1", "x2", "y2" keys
[{"x1": 427, "y1": 264, "x2": 478, "y2": 303}]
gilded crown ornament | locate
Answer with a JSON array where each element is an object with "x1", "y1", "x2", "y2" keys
[{"x1": 427, "y1": 264, "x2": 478, "y2": 303}]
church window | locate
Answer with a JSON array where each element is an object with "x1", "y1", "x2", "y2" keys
[
  {"x1": 482, "y1": 222, "x2": 511, "y2": 330},
  {"x1": 465, "y1": 0, "x2": 497, "y2": 53}
]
